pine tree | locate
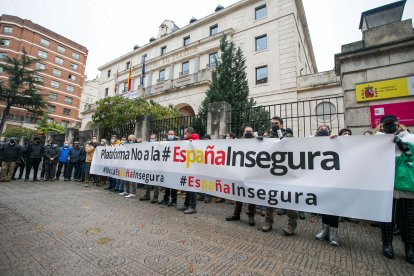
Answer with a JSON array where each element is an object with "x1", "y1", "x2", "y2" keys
[
  {"x1": 0, "y1": 49, "x2": 46, "y2": 134},
  {"x1": 200, "y1": 36, "x2": 268, "y2": 136}
]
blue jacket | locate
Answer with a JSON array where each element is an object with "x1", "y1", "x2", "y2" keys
[{"x1": 58, "y1": 146, "x2": 71, "y2": 163}]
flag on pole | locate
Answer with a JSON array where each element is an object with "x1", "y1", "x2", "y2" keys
[
  {"x1": 141, "y1": 55, "x2": 146, "y2": 86},
  {"x1": 114, "y1": 68, "x2": 119, "y2": 94},
  {"x1": 127, "y1": 62, "x2": 133, "y2": 92}
]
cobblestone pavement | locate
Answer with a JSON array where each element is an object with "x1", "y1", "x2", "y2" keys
[{"x1": 0, "y1": 180, "x2": 413, "y2": 276}]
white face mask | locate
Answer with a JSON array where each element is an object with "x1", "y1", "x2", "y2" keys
[
  {"x1": 110, "y1": 139, "x2": 115, "y2": 143},
  {"x1": 149, "y1": 139, "x2": 155, "y2": 142}
]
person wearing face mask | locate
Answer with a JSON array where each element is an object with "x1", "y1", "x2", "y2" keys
[
  {"x1": 66, "y1": 141, "x2": 85, "y2": 182},
  {"x1": 12, "y1": 139, "x2": 27, "y2": 180},
  {"x1": 140, "y1": 134, "x2": 160, "y2": 202},
  {"x1": 98, "y1": 139, "x2": 108, "y2": 186},
  {"x1": 177, "y1": 127, "x2": 200, "y2": 214},
  {"x1": 376, "y1": 114, "x2": 414, "y2": 264},
  {"x1": 0, "y1": 137, "x2": 22, "y2": 182},
  {"x1": 55, "y1": 142, "x2": 71, "y2": 180},
  {"x1": 313, "y1": 124, "x2": 341, "y2": 245},
  {"x1": 261, "y1": 117, "x2": 301, "y2": 236},
  {"x1": 43, "y1": 141, "x2": 60, "y2": 181},
  {"x1": 40, "y1": 140, "x2": 52, "y2": 181},
  {"x1": 110, "y1": 134, "x2": 121, "y2": 146},
  {"x1": 158, "y1": 130, "x2": 178, "y2": 206},
  {"x1": 120, "y1": 135, "x2": 139, "y2": 198},
  {"x1": 84, "y1": 141, "x2": 96, "y2": 187},
  {"x1": 225, "y1": 127, "x2": 257, "y2": 226},
  {"x1": 113, "y1": 137, "x2": 127, "y2": 192},
  {"x1": 24, "y1": 137, "x2": 44, "y2": 182}
]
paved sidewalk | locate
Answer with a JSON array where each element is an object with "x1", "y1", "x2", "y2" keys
[{"x1": 0, "y1": 180, "x2": 412, "y2": 275}]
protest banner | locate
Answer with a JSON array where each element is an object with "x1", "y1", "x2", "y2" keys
[{"x1": 91, "y1": 135, "x2": 395, "y2": 222}]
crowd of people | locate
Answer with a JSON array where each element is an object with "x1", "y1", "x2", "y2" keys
[{"x1": 0, "y1": 114, "x2": 413, "y2": 264}]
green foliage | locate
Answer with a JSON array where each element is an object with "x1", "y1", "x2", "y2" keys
[
  {"x1": 200, "y1": 36, "x2": 270, "y2": 136},
  {"x1": 2, "y1": 127, "x2": 35, "y2": 139},
  {"x1": 36, "y1": 115, "x2": 65, "y2": 134},
  {"x1": 200, "y1": 36, "x2": 253, "y2": 113},
  {"x1": 0, "y1": 48, "x2": 46, "y2": 134},
  {"x1": 92, "y1": 96, "x2": 181, "y2": 129}
]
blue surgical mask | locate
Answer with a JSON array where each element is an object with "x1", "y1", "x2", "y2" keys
[
  {"x1": 167, "y1": 135, "x2": 174, "y2": 141},
  {"x1": 121, "y1": 141, "x2": 126, "y2": 145},
  {"x1": 318, "y1": 130, "x2": 329, "y2": 136},
  {"x1": 64, "y1": 144, "x2": 69, "y2": 147}
]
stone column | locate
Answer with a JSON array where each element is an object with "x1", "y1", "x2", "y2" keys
[
  {"x1": 207, "y1": 101, "x2": 232, "y2": 139},
  {"x1": 135, "y1": 115, "x2": 152, "y2": 141},
  {"x1": 65, "y1": 128, "x2": 76, "y2": 144},
  {"x1": 194, "y1": 54, "x2": 200, "y2": 82}
]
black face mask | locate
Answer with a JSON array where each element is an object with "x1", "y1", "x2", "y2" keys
[
  {"x1": 271, "y1": 125, "x2": 280, "y2": 132},
  {"x1": 318, "y1": 130, "x2": 329, "y2": 136},
  {"x1": 9, "y1": 139, "x2": 15, "y2": 144},
  {"x1": 244, "y1": 132, "x2": 254, "y2": 139},
  {"x1": 34, "y1": 140, "x2": 39, "y2": 144},
  {"x1": 383, "y1": 123, "x2": 397, "y2": 134}
]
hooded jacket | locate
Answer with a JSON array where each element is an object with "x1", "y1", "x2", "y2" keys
[
  {"x1": 69, "y1": 146, "x2": 86, "y2": 163},
  {"x1": 58, "y1": 146, "x2": 71, "y2": 163},
  {"x1": 1, "y1": 143, "x2": 22, "y2": 162}
]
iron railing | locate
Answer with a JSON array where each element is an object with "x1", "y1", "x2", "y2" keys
[{"x1": 228, "y1": 96, "x2": 345, "y2": 138}]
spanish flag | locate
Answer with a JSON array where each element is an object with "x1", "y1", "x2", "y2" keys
[{"x1": 127, "y1": 62, "x2": 132, "y2": 92}]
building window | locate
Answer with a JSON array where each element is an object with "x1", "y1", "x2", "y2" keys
[
  {"x1": 105, "y1": 88, "x2": 109, "y2": 97},
  {"x1": 160, "y1": 46, "x2": 167, "y2": 56},
  {"x1": 66, "y1": 85, "x2": 74, "y2": 93},
  {"x1": 0, "y1": 66, "x2": 3, "y2": 73},
  {"x1": 40, "y1": 38, "x2": 50, "y2": 47},
  {"x1": 68, "y1": 74, "x2": 76, "y2": 81},
  {"x1": 208, "y1": 52, "x2": 218, "y2": 67},
  {"x1": 55, "y1": 56, "x2": 64, "y2": 65},
  {"x1": 47, "y1": 117, "x2": 54, "y2": 123},
  {"x1": 36, "y1": 63, "x2": 45, "y2": 70},
  {"x1": 209, "y1": 24, "x2": 218, "y2": 36},
  {"x1": 158, "y1": 69, "x2": 165, "y2": 82},
  {"x1": 53, "y1": 68, "x2": 61, "y2": 77},
  {"x1": 255, "y1": 4, "x2": 267, "y2": 20},
  {"x1": 255, "y1": 35, "x2": 267, "y2": 51},
  {"x1": 37, "y1": 50, "x2": 48, "y2": 59},
  {"x1": 180, "y1": 61, "x2": 189, "y2": 76},
  {"x1": 61, "y1": 120, "x2": 69, "y2": 126},
  {"x1": 122, "y1": 83, "x2": 127, "y2": 93},
  {"x1": 256, "y1": 66, "x2": 268, "y2": 84},
  {"x1": 126, "y1": 61, "x2": 130, "y2": 69},
  {"x1": 107, "y1": 69, "x2": 111, "y2": 78},
  {"x1": 51, "y1": 80, "x2": 60, "y2": 89},
  {"x1": 64, "y1": 96, "x2": 73, "y2": 105},
  {"x1": 63, "y1": 108, "x2": 71, "y2": 116},
  {"x1": 183, "y1": 36, "x2": 190, "y2": 47},
  {"x1": 47, "y1": 105, "x2": 56, "y2": 113},
  {"x1": 48, "y1": 92, "x2": 57, "y2": 100},
  {"x1": 315, "y1": 102, "x2": 336, "y2": 122},
  {"x1": 70, "y1": 63, "x2": 78, "y2": 71},
  {"x1": 35, "y1": 75, "x2": 43, "y2": 82},
  {"x1": 57, "y1": 45, "x2": 65, "y2": 53},
  {"x1": 72, "y1": 52, "x2": 80, "y2": 60},
  {"x1": 0, "y1": 52, "x2": 6, "y2": 60},
  {"x1": 1, "y1": 39, "x2": 10, "y2": 46},
  {"x1": 3, "y1": 27, "x2": 12, "y2": 34}
]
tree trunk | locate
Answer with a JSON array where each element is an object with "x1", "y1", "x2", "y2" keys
[{"x1": 0, "y1": 104, "x2": 12, "y2": 135}]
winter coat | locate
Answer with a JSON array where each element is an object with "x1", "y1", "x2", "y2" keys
[
  {"x1": 44, "y1": 146, "x2": 60, "y2": 164},
  {"x1": 1, "y1": 143, "x2": 22, "y2": 162},
  {"x1": 58, "y1": 147, "x2": 71, "y2": 163},
  {"x1": 26, "y1": 142, "x2": 44, "y2": 159},
  {"x1": 85, "y1": 144, "x2": 95, "y2": 163},
  {"x1": 69, "y1": 147, "x2": 86, "y2": 163},
  {"x1": 185, "y1": 133, "x2": 200, "y2": 141},
  {"x1": 377, "y1": 130, "x2": 414, "y2": 199}
]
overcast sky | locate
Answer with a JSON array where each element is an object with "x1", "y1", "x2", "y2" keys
[{"x1": 1, "y1": 0, "x2": 413, "y2": 79}]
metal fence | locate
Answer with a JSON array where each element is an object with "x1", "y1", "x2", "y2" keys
[
  {"x1": 228, "y1": 96, "x2": 345, "y2": 138},
  {"x1": 149, "y1": 113, "x2": 207, "y2": 141},
  {"x1": 51, "y1": 133, "x2": 65, "y2": 147},
  {"x1": 102, "y1": 122, "x2": 136, "y2": 142},
  {"x1": 78, "y1": 130, "x2": 94, "y2": 144}
]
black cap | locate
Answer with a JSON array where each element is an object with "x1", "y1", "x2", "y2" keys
[
  {"x1": 203, "y1": 134, "x2": 211, "y2": 140},
  {"x1": 380, "y1": 114, "x2": 398, "y2": 124}
]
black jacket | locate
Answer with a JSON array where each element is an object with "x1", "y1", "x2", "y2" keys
[
  {"x1": 69, "y1": 147, "x2": 86, "y2": 163},
  {"x1": 44, "y1": 146, "x2": 61, "y2": 164},
  {"x1": 27, "y1": 142, "x2": 45, "y2": 159},
  {"x1": 1, "y1": 143, "x2": 22, "y2": 162}
]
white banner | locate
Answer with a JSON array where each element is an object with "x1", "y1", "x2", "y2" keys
[{"x1": 91, "y1": 136, "x2": 395, "y2": 222}]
